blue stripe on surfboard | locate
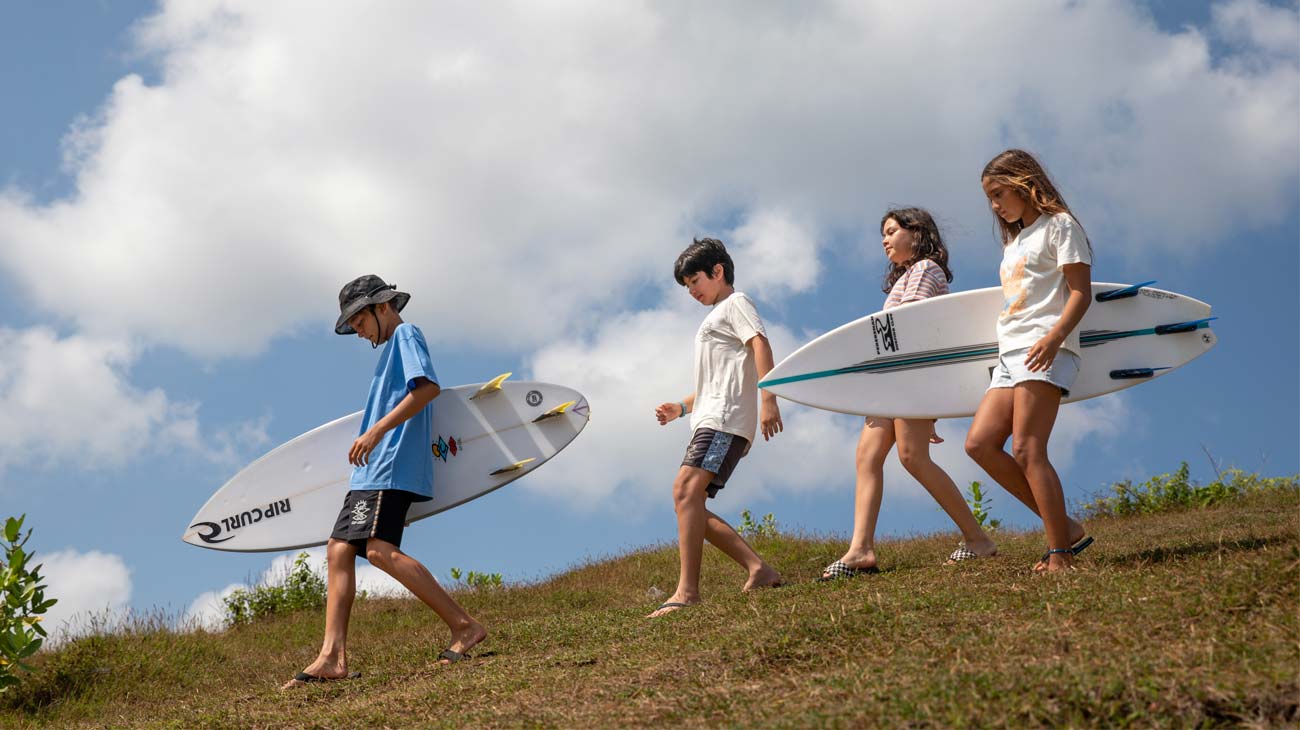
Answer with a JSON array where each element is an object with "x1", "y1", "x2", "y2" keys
[{"x1": 760, "y1": 318, "x2": 1215, "y2": 389}]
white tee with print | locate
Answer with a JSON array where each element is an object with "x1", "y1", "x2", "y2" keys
[
  {"x1": 690, "y1": 291, "x2": 766, "y2": 445},
  {"x1": 997, "y1": 212, "x2": 1093, "y2": 357}
]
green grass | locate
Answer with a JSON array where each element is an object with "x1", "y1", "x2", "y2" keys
[{"x1": 2, "y1": 483, "x2": 1297, "y2": 728}]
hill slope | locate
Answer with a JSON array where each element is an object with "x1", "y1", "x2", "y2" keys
[{"x1": 3, "y1": 488, "x2": 1297, "y2": 728}]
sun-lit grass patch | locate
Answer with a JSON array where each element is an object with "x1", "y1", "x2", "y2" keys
[{"x1": 2, "y1": 472, "x2": 1296, "y2": 728}]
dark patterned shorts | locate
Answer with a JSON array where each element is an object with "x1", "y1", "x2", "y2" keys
[
  {"x1": 330, "y1": 489, "x2": 423, "y2": 551},
  {"x1": 681, "y1": 428, "x2": 749, "y2": 498}
]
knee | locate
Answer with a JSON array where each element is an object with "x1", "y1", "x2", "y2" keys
[
  {"x1": 672, "y1": 476, "x2": 705, "y2": 509},
  {"x1": 1011, "y1": 440, "x2": 1047, "y2": 470},
  {"x1": 896, "y1": 446, "x2": 929, "y2": 475},
  {"x1": 964, "y1": 436, "x2": 991, "y2": 462},
  {"x1": 364, "y1": 542, "x2": 398, "y2": 570}
]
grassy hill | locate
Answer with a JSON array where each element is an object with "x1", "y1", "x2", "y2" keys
[{"x1": 3, "y1": 480, "x2": 1297, "y2": 728}]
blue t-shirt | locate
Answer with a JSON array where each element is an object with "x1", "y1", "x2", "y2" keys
[{"x1": 349, "y1": 323, "x2": 439, "y2": 499}]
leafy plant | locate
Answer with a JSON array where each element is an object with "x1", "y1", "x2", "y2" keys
[
  {"x1": 1082, "y1": 462, "x2": 1299, "y2": 518},
  {"x1": 450, "y1": 568, "x2": 503, "y2": 590},
  {"x1": 223, "y1": 552, "x2": 327, "y2": 626},
  {"x1": 1, "y1": 515, "x2": 58, "y2": 693},
  {"x1": 738, "y1": 509, "x2": 779, "y2": 539},
  {"x1": 964, "y1": 481, "x2": 1001, "y2": 531}
]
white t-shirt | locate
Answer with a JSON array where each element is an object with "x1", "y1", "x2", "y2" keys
[
  {"x1": 691, "y1": 291, "x2": 766, "y2": 444},
  {"x1": 997, "y1": 212, "x2": 1093, "y2": 356}
]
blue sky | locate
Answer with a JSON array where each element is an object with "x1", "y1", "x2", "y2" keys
[{"x1": 1, "y1": 1, "x2": 1296, "y2": 637}]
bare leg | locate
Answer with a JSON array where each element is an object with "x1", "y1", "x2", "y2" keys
[
  {"x1": 965, "y1": 388, "x2": 1086, "y2": 546},
  {"x1": 1011, "y1": 382, "x2": 1073, "y2": 572},
  {"x1": 648, "y1": 466, "x2": 715, "y2": 617},
  {"x1": 702, "y1": 509, "x2": 781, "y2": 590},
  {"x1": 823, "y1": 418, "x2": 894, "y2": 577},
  {"x1": 364, "y1": 538, "x2": 486, "y2": 658},
  {"x1": 282, "y1": 538, "x2": 358, "y2": 688},
  {"x1": 894, "y1": 419, "x2": 995, "y2": 557}
]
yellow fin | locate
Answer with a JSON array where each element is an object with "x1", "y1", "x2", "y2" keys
[
  {"x1": 489, "y1": 457, "x2": 536, "y2": 476},
  {"x1": 531, "y1": 400, "x2": 576, "y2": 423},
  {"x1": 469, "y1": 372, "x2": 512, "y2": 400}
]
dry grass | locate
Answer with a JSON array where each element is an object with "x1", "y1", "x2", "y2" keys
[{"x1": 3, "y1": 486, "x2": 1297, "y2": 728}]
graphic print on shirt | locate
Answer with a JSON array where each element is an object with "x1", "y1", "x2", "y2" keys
[{"x1": 1000, "y1": 252, "x2": 1029, "y2": 320}]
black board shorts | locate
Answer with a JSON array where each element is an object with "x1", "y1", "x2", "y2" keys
[
  {"x1": 681, "y1": 428, "x2": 749, "y2": 498},
  {"x1": 330, "y1": 489, "x2": 425, "y2": 551}
]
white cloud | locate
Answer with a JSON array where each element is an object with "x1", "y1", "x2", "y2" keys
[
  {"x1": 38, "y1": 549, "x2": 133, "y2": 643},
  {"x1": 0, "y1": 1, "x2": 1291, "y2": 360},
  {"x1": 0, "y1": 327, "x2": 269, "y2": 476},
  {"x1": 0, "y1": 327, "x2": 190, "y2": 473}
]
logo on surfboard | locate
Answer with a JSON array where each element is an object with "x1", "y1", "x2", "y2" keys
[
  {"x1": 432, "y1": 436, "x2": 463, "y2": 461},
  {"x1": 871, "y1": 313, "x2": 899, "y2": 355},
  {"x1": 190, "y1": 498, "x2": 293, "y2": 544}
]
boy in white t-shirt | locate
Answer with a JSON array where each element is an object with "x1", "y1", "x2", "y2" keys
[{"x1": 647, "y1": 238, "x2": 784, "y2": 618}]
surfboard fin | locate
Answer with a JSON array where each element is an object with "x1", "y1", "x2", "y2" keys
[
  {"x1": 1154, "y1": 317, "x2": 1216, "y2": 335},
  {"x1": 470, "y1": 372, "x2": 512, "y2": 400},
  {"x1": 1095, "y1": 280, "x2": 1156, "y2": 302},
  {"x1": 532, "y1": 400, "x2": 577, "y2": 423},
  {"x1": 1109, "y1": 367, "x2": 1171, "y2": 380},
  {"x1": 489, "y1": 457, "x2": 536, "y2": 476}
]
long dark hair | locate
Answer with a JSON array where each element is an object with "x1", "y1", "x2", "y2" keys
[{"x1": 881, "y1": 207, "x2": 953, "y2": 293}]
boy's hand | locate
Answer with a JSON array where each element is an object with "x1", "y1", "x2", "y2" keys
[
  {"x1": 655, "y1": 402, "x2": 684, "y2": 426},
  {"x1": 929, "y1": 420, "x2": 944, "y2": 444},
  {"x1": 349, "y1": 428, "x2": 383, "y2": 466},
  {"x1": 759, "y1": 397, "x2": 783, "y2": 441}
]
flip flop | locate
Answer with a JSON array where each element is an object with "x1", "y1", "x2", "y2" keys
[
  {"x1": 437, "y1": 648, "x2": 470, "y2": 664},
  {"x1": 817, "y1": 560, "x2": 880, "y2": 582},
  {"x1": 945, "y1": 543, "x2": 997, "y2": 564},
  {"x1": 1037, "y1": 535, "x2": 1095, "y2": 565},
  {"x1": 288, "y1": 671, "x2": 361, "y2": 685}
]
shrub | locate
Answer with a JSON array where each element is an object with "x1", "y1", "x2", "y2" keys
[
  {"x1": 1082, "y1": 463, "x2": 1299, "y2": 518},
  {"x1": 1, "y1": 515, "x2": 58, "y2": 693},
  {"x1": 965, "y1": 481, "x2": 1002, "y2": 531},
  {"x1": 449, "y1": 568, "x2": 503, "y2": 590},
  {"x1": 738, "y1": 509, "x2": 779, "y2": 539},
  {"x1": 223, "y1": 552, "x2": 327, "y2": 626}
]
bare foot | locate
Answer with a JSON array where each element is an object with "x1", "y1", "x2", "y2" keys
[
  {"x1": 1032, "y1": 523, "x2": 1089, "y2": 571},
  {"x1": 1034, "y1": 553, "x2": 1075, "y2": 574},
  {"x1": 821, "y1": 549, "x2": 876, "y2": 579},
  {"x1": 281, "y1": 656, "x2": 351, "y2": 690},
  {"x1": 439, "y1": 619, "x2": 487, "y2": 663},
  {"x1": 646, "y1": 595, "x2": 699, "y2": 618},
  {"x1": 742, "y1": 564, "x2": 783, "y2": 591}
]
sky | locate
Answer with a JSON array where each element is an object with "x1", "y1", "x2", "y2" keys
[{"x1": 0, "y1": 0, "x2": 1296, "y2": 640}]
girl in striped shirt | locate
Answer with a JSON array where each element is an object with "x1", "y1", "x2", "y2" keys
[{"x1": 820, "y1": 208, "x2": 997, "y2": 581}]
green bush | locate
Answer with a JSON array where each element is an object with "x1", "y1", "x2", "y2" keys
[
  {"x1": 223, "y1": 552, "x2": 327, "y2": 626},
  {"x1": 965, "y1": 481, "x2": 1002, "y2": 531},
  {"x1": 1082, "y1": 462, "x2": 1299, "y2": 518},
  {"x1": 449, "y1": 567, "x2": 503, "y2": 590},
  {"x1": 1, "y1": 515, "x2": 58, "y2": 693},
  {"x1": 738, "y1": 509, "x2": 779, "y2": 539}
]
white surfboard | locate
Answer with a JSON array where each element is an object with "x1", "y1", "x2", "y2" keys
[
  {"x1": 183, "y1": 376, "x2": 590, "y2": 552},
  {"x1": 761, "y1": 282, "x2": 1216, "y2": 418}
]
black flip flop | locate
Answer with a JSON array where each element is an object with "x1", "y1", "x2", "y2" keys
[
  {"x1": 438, "y1": 648, "x2": 470, "y2": 663},
  {"x1": 291, "y1": 671, "x2": 361, "y2": 684},
  {"x1": 1038, "y1": 535, "x2": 1095, "y2": 565}
]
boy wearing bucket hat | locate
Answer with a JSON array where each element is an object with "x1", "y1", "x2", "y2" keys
[{"x1": 283, "y1": 274, "x2": 486, "y2": 689}]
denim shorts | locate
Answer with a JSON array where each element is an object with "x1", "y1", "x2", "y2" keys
[{"x1": 987, "y1": 347, "x2": 1081, "y2": 396}]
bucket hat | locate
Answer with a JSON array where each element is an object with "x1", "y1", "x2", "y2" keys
[{"x1": 335, "y1": 274, "x2": 410, "y2": 335}]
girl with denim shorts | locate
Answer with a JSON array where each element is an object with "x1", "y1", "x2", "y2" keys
[{"x1": 965, "y1": 149, "x2": 1097, "y2": 573}]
